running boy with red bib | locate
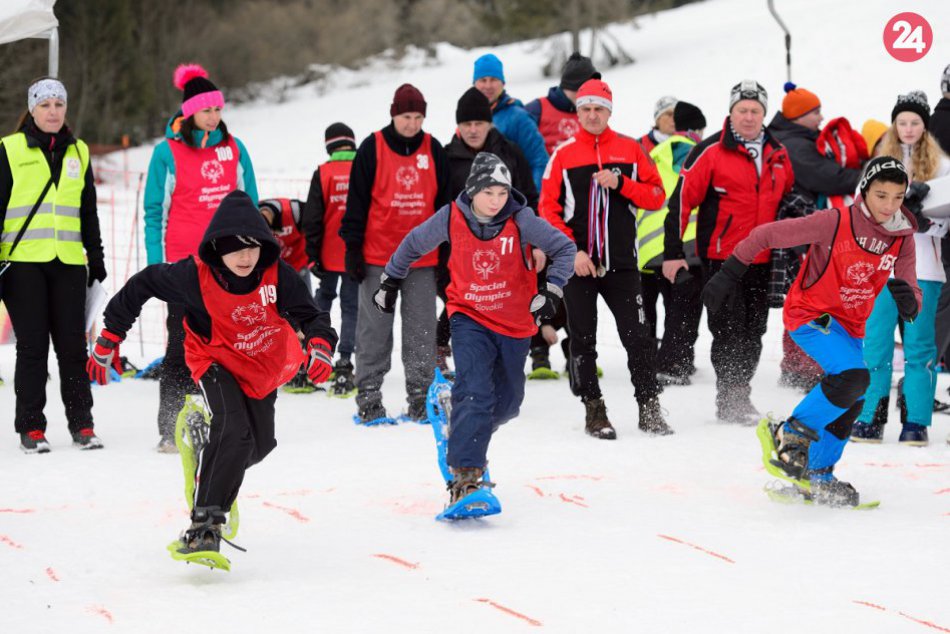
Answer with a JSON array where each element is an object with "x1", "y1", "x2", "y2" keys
[
  {"x1": 374, "y1": 153, "x2": 575, "y2": 506},
  {"x1": 88, "y1": 190, "x2": 337, "y2": 558},
  {"x1": 702, "y1": 157, "x2": 920, "y2": 507}
]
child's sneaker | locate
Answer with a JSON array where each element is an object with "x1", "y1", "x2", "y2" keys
[
  {"x1": 176, "y1": 507, "x2": 225, "y2": 554},
  {"x1": 898, "y1": 422, "x2": 929, "y2": 446},
  {"x1": 71, "y1": 427, "x2": 104, "y2": 450},
  {"x1": 584, "y1": 398, "x2": 616, "y2": 440},
  {"x1": 329, "y1": 359, "x2": 356, "y2": 397},
  {"x1": 809, "y1": 476, "x2": 860, "y2": 508},
  {"x1": 20, "y1": 430, "x2": 50, "y2": 454},
  {"x1": 448, "y1": 467, "x2": 485, "y2": 504}
]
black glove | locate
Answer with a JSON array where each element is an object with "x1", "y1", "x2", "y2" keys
[
  {"x1": 904, "y1": 182, "x2": 931, "y2": 232},
  {"x1": 373, "y1": 273, "x2": 400, "y2": 313},
  {"x1": 529, "y1": 282, "x2": 562, "y2": 325},
  {"x1": 887, "y1": 278, "x2": 918, "y2": 322},
  {"x1": 701, "y1": 256, "x2": 747, "y2": 314},
  {"x1": 345, "y1": 248, "x2": 365, "y2": 283},
  {"x1": 87, "y1": 260, "x2": 107, "y2": 287}
]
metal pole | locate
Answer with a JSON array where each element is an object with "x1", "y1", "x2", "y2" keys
[
  {"x1": 766, "y1": 0, "x2": 791, "y2": 84},
  {"x1": 47, "y1": 28, "x2": 59, "y2": 77}
]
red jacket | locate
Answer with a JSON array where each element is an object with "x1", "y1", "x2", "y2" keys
[
  {"x1": 539, "y1": 126, "x2": 665, "y2": 270},
  {"x1": 664, "y1": 118, "x2": 794, "y2": 264}
]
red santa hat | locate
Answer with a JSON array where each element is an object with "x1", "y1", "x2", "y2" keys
[{"x1": 575, "y1": 79, "x2": 613, "y2": 112}]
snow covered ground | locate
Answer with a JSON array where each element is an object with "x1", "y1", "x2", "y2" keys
[{"x1": 4, "y1": 0, "x2": 950, "y2": 631}]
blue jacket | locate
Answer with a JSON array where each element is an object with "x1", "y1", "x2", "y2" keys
[
  {"x1": 491, "y1": 92, "x2": 549, "y2": 191},
  {"x1": 143, "y1": 113, "x2": 258, "y2": 265},
  {"x1": 385, "y1": 188, "x2": 575, "y2": 289}
]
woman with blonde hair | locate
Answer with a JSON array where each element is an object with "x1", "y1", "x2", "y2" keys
[{"x1": 852, "y1": 91, "x2": 950, "y2": 446}]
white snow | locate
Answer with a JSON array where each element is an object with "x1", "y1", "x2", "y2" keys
[{"x1": 4, "y1": 0, "x2": 950, "y2": 632}]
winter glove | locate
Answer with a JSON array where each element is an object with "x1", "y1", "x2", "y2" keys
[
  {"x1": 345, "y1": 248, "x2": 366, "y2": 283},
  {"x1": 306, "y1": 337, "x2": 334, "y2": 384},
  {"x1": 887, "y1": 278, "x2": 919, "y2": 322},
  {"x1": 373, "y1": 272, "x2": 400, "y2": 314},
  {"x1": 87, "y1": 260, "x2": 107, "y2": 287},
  {"x1": 87, "y1": 329, "x2": 124, "y2": 385},
  {"x1": 529, "y1": 282, "x2": 563, "y2": 325},
  {"x1": 904, "y1": 182, "x2": 932, "y2": 232},
  {"x1": 701, "y1": 256, "x2": 748, "y2": 314}
]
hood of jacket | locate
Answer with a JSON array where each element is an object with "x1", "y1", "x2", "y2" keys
[
  {"x1": 453, "y1": 186, "x2": 528, "y2": 240},
  {"x1": 766, "y1": 112, "x2": 817, "y2": 143},
  {"x1": 197, "y1": 190, "x2": 280, "y2": 269},
  {"x1": 545, "y1": 86, "x2": 576, "y2": 113}
]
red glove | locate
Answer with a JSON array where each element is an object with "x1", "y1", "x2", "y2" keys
[
  {"x1": 87, "y1": 329, "x2": 124, "y2": 385},
  {"x1": 306, "y1": 337, "x2": 333, "y2": 384}
]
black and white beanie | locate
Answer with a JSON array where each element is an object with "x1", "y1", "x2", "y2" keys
[
  {"x1": 729, "y1": 79, "x2": 768, "y2": 113},
  {"x1": 858, "y1": 156, "x2": 908, "y2": 196},
  {"x1": 891, "y1": 90, "x2": 930, "y2": 129},
  {"x1": 465, "y1": 152, "x2": 512, "y2": 198}
]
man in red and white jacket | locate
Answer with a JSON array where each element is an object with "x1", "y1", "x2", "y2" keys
[
  {"x1": 539, "y1": 78, "x2": 672, "y2": 440},
  {"x1": 663, "y1": 79, "x2": 794, "y2": 424}
]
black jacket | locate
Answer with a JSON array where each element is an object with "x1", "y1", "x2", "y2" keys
[
  {"x1": 445, "y1": 127, "x2": 539, "y2": 210},
  {"x1": 766, "y1": 112, "x2": 861, "y2": 205},
  {"x1": 931, "y1": 98, "x2": 950, "y2": 156},
  {"x1": 0, "y1": 119, "x2": 104, "y2": 270},
  {"x1": 103, "y1": 191, "x2": 337, "y2": 349},
  {"x1": 339, "y1": 122, "x2": 450, "y2": 249}
]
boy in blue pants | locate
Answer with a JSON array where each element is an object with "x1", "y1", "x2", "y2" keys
[
  {"x1": 702, "y1": 157, "x2": 920, "y2": 506},
  {"x1": 374, "y1": 153, "x2": 575, "y2": 503}
]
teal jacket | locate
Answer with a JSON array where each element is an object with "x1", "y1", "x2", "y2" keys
[{"x1": 143, "y1": 113, "x2": 258, "y2": 264}]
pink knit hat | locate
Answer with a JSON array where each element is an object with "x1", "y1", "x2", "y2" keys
[{"x1": 174, "y1": 63, "x2": 225, "y2": 119}]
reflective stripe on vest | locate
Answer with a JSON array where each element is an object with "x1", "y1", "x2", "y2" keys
[
  {"x1": 635, "y1": 134, "x2": 697, "y2": 270},
  {"x1": 1, "y1": 132, "x2": 88, "y2": 264}
]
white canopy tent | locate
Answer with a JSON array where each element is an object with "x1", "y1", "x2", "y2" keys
[{"x1": 0, "y1": 0, "x2": 59, "y2": 76}]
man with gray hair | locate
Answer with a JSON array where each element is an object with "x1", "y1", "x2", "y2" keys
[{"x1": 662, "y1": 80, "x2": 794, "y2": 425}]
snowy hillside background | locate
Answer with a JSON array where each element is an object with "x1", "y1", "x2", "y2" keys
[{"x1": 4, "y1": 0, "x2": 950, "y2": 632}]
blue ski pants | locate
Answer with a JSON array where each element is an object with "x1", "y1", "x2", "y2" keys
[
  {"x1": 857, "y1": 280, "x2": 941, "y2": 427},
  {"x1": 788, "y1": 318, "x2": 868, "y2": 477},
  {"x1": 447, "y1": 313, "x2": 531, "y2": 469}
]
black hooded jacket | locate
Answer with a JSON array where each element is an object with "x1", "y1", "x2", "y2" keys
[
  {"x1": 445, "y1": 128, "x2": 539, "y2": 210},
  {"x1": 103, "y1": 191, "x2": 336, "y2": 349}
]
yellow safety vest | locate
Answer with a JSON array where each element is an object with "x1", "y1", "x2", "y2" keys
[
  {"x1": 0, "y1": 132, "x2": 89, "y2": 264},
  {"x1": 636, "y1": 134, "x2": 698, "y2": 271}
]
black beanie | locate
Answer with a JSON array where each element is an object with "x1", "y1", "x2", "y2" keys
[
  {"x1": 673, "y1": 101, "x2": 706, "y2": 132},
  {"x1": 560, "y1": 52, "x2": 600, "y2": 92},
  {"x1": 213, "y1": 234, "x2": 263, "y2": 257},
  {"x1": 891, "y1": 90, "x2": 930, "y2": 129},
  {"x1": 325, "y1": 122, "x2": 356, "y2": 153},
  {"x1": 858, "y1": 156, "x2": 908, "y2": 196},
  {"x1": 465, "y1": 152, "x2": 512, "y2": 198},
  {"x1": 456, "y1": 87, "x2": 493, "y2": 124}
]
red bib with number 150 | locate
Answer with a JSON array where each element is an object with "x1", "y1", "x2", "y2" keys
[{"x1": 183, "y1": 258, "x2": 305, "y2": 398}]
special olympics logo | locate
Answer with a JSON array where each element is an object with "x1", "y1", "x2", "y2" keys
[
  {"x1": 201, "y1": 159, "x2": 225, "y2": 183},
  {"x1": 472, "y1": 249, "x2": 500, "y2": 280},
  {"x1": 846, "y1": 261, "x2": 875, "y2": 286},
  {"x1": 395, "y1": 165, "x2": 420, "y2": 191},
  {"x1": 231, "y1": 303, "x2": 266, "y2": 326},
  {"x1": 558, "y1": 118, "x2": 579, "y2": 139}
]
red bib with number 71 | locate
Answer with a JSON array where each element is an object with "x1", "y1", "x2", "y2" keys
[{"x1": 183, "y1": 258, "x2": 305, "y2": 398}]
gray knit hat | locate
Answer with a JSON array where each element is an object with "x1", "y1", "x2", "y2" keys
[{"x1": 465, "y1": 152, "x2": 512, "y2": 198}]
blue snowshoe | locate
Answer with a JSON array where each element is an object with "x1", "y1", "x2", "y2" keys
[{"x1": 427, "y1": 368, "x2": 502, "y2": 521}]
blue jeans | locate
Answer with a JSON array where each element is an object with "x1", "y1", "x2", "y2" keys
[
  {"x1": 314, "y1": 271, "x2": 358, "y2": 358},
  {"x1": 788, "y1": 318, "x2": 866, "y2": 475},
  {"x1": 857, "y1": 280, "x2": 941, "y2": 427},
  {"x1": 447, "y1": 313, "x2": 531, "y2": 469}
]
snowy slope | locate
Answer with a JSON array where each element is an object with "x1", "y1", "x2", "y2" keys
[{"x1": 4, "y1": 1, "x2": 950, "y2": 632}]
